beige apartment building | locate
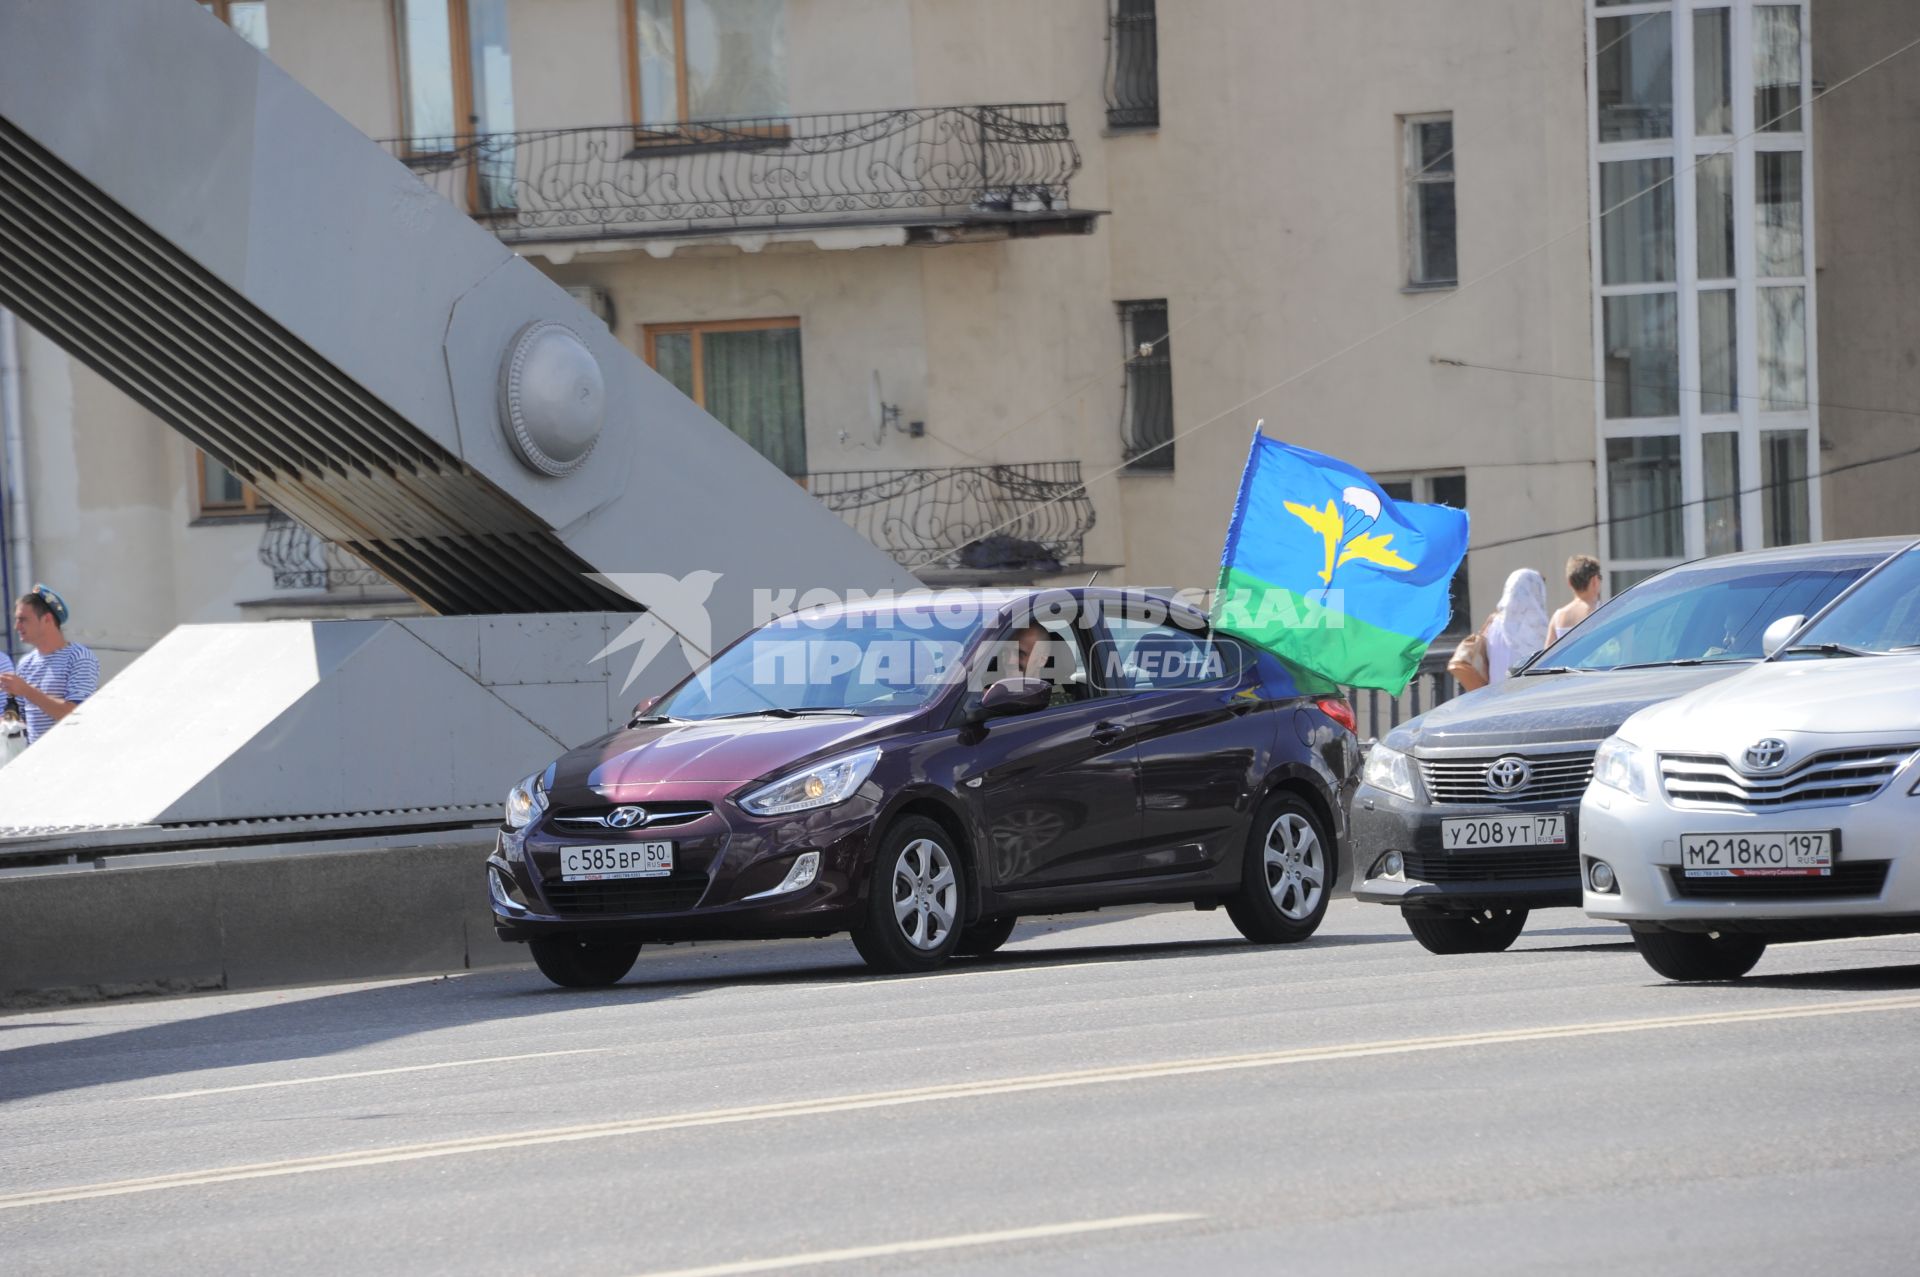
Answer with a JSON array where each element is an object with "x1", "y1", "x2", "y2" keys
[{"x1": 2, "y1": 0, "x2": 1911, "y2": 681}]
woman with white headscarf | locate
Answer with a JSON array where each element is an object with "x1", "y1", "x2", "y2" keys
[{"x1": 1481, "y1": 568, "x2": 1551, "y2": 684}]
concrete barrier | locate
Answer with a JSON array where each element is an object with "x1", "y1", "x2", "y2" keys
[{"x1": 0, "y1": 834, "x2": 523, "y2": 1006}]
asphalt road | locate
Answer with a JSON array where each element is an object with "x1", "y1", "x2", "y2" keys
[{"x1": 5, "y1": 900, "x2": 1920, "y2": 1276}]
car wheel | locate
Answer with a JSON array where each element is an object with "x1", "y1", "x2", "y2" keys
[
  {"x1": 1226, "y1": 793, "x2": 1333, "y2": 944},
  {"x1": 528, "y1": 936, "x2": 642, "y2": 988},
  {"x1": 1631, "y1": 927, "x2": 1768, "y2": 981},
  {"x1": 851, "y1": 817, "x2": 966, "y2": 973},
  {"x1": 1401, "y1": 907, "x2": 1530, "y2": 955},
  {"x1": 957, "y1": 914, "x2": 1018, "y2": 957}
]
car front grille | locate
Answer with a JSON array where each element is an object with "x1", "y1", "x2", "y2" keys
[
  {"x1": 1403, "y1": 849, "x2": 1579, "y2": 882},
  {"x1": 539, "y1": 876, "x2": 709, "y2": 916},
  {"x1": 548, "y1": 801, "x2": 713, "y2": 831},
  {"x1": 1418, "y1": 751, "x2": 1596, "y2": 805},
  {"x1": 1658, "y1": 745, "x2": 1919, "y2": 810},
  {"x1": 1669, "y1": 861, "x2": 1889, "y2": 899}
]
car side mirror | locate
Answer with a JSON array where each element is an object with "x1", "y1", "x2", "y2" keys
[
  {"x1": 1762, "y1": 614, "x2": 1806, "y2": 657},
  {"x1": 974, "y1": 676, "x2": 1051, "y2": 721}
]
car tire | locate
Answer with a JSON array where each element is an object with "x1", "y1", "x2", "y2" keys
[
  {"x1": 851, "y1": 816, "x2": 967, "y2": 974},
  {"x1": 1631, "y1": 927, "x2": 1768, "y2": 981},
  {"x1": 1226, "y1": 792, "x2": 1333, "y2": 944},
  {"x1": 957, "y1": 914, "x2": 1019, "y2": 957},
  {"x1": 1401, "y1": 907, "x2": 1530, "y2": 955},
  {"x1": 528, "y1": 936, "x2": 642, "y2": 988}
]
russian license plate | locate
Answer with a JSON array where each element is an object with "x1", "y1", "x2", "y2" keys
[
  {"x1": 1681, "y1": 832, "x2": 1832, "y2": 877},
  {"x1": 560, "y1": 842, "x2": 674, "y2": 881},
  {"x1": 1440, "y1": 813, "x2": 1568, "y2": 849}
]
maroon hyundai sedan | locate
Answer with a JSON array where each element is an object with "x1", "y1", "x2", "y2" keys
[{"x1": 488, "y1": 587, "x2": 1359, "y2": 987}]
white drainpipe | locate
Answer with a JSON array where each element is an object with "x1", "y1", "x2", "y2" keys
[{"x1": 0, "y1": 307, "x2": 29, "y2": 635}]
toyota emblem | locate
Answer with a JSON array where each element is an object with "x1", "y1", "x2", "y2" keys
[
  {"x1": 1486, "y1": 756, "x2": 1533, "y2": 794},
  {"x1": 605, "y1": 805, "x2": 648, "y2": 829},
  {"x1": 1743, "y1": 739, "x2": 1789, "y2": 771}
]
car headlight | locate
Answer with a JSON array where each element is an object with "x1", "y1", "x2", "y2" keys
[
  {"x1": 740, "y1": 747, "x2": 882, "y2": 816},
  {"x1": 505, "y1": 771, "x2": 548, "y2": 830},
  {"x1": 1362, "y1": 744, "x2": 1416, "y2": 801},
  {"x1": 1592, "y1": 736, "x2": 1650, "y2": 801}
]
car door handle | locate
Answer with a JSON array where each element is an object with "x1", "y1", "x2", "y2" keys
[{"x1": 1090, "y1": 721, "x2": 1125, "y2": 746}]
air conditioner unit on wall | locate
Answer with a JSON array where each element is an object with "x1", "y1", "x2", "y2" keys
[{"x1": 564, "y1": 285, "x2": 615, "y2": 332}]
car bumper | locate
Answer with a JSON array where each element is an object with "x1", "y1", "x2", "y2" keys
[
  {"x1": 1580, "y1": 786, "x2": 1920, "y2": 934},
  {"x1": 490, "y1": 793, "x2": 882, "y2": 943},
  {"x1": 1349, "y1": 782, "x2": 1584, "y2": 911}
]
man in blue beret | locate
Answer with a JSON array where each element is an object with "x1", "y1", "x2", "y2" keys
[{"x1": 1, "y1": 585, "x2": 100, "y2": 745}]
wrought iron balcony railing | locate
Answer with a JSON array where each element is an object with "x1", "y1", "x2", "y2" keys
[
  {"x1": 382, "y1": 104, "x2": 1086, "y2": 244},
  {"x1": 259, "y1": 509, "x2": 388, "y2": 593},
  {"x1": 809, "y1": 461, "x2": 1094, "y2": 573}
]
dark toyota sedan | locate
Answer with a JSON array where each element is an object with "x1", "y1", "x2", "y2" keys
[
  {"x1": 490, "y1": 588, "x2": 1360, "y2": 987},
  {"x1": 1350, "y1": 538, "x2": 1913, "y2": 955}
]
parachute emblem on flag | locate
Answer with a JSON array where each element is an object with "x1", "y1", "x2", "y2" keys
[{"x1": 1283, "y1": 486, "x2": 1416, "y2": 586}]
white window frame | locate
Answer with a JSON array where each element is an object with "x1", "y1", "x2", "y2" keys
[
  {"x1": 1403, "y1": 112, "x2": 1458, "y2": 289},
  {"x1": 1587, "y1": 0, "x2": 1819, "y2": 591}
]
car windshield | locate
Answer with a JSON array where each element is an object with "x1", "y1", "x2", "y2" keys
[
  {"x1": 1779, "y1": 547, "x2": 1920, "y2": 656},
  {"x1": 649, "y1": 610, "x2": 979, "y2": 720},
  {"x1": 1536, "y1": 558, "x2": 1873, "y2": 672}
]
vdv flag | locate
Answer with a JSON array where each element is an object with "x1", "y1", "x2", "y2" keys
[{"x1": 1212, "y1": 434, "x2": 1469, "y2": 694}]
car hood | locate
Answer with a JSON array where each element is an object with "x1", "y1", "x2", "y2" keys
[
  {"x1": 1387, "y1": 665, "x2": 1750, "y2": 754},
  {"x1": 1618, "y1": 654, "x2": 1920, "y2": 751},
  {"x1": 551, "y1": 712, "x2": 907, "y2": 800}
]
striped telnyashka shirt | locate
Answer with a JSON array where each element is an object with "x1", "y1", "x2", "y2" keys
[{"x1": 16, "y1": 643, "x2": 100, "y2": 743}]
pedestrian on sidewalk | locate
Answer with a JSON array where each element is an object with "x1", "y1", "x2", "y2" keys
[
  {"x1": 1482, "y1": 568, "x2": 1551, "y2": 686},
  {"x1": 1546, "y1": 554, "x2": 1603, "y2": 646},
  {"x1": 0, "y1": 585, "x2": 100, "y2": 746}
]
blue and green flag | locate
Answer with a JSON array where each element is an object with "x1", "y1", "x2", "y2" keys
[{"x1": 1212, "y1": 434, "x2": 1469, "y2": 694}]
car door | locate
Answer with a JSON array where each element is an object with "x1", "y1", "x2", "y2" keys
[
  {"x1": 966, "y1": 618, "x2": 1144, "y2": 890},
  {"x1": 1093, "y1": 610, "x2": 1263, "y2": 874}
]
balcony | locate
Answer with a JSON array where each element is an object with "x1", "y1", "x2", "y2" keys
[
  {"x1": 809, "y1": 461, "x2": 1096, "y2": 582},
  {"x1": 382, "y1": 105, "x2": 1096, "y2": 248}
]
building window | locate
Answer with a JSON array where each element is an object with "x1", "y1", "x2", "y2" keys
[
  {"x1": 195, "y1": 450, "x2": 268, "y2": 520},
  {"x1": 645, "y1": 318, "x2": 807, "y2": 476},
  {"x1": 200, "y1": 1, "x2": 269, "y2": 50},
  {"x1": 1379, "y1": 473, "x2": 1469, "y2": 631},
  {"x1": 1589, "y1": 1, "x2": 1817, "y2": 578},
  {"x1": 394, "y1": 0, "x2": 515, "y2": 211},
  {"x1": 627, "y1": 0, "x2": 789, "y2": 127},
  {"x1": 1104, "y1": 0, "x2": 1159, "y2": 130},
  {"x1": 1404, "y1": 114, "x2": 1456, "y2": 287},
  {"x1": 1119, "y1": 300, "x2": 1173, "y2": 471}
]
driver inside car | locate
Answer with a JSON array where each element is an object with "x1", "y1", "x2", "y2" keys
[{"x1": 1012, "y1": 622, "x2": 1088, "y2": 705}]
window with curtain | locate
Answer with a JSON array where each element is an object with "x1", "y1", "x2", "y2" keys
[
  {"x1": 1606, "y1": 435, "x2": 1684, "y2": 560},
  {"x1": 1755, "y1": 5, "x2": 1803, "y2": 132},
  {"x1": 1693, "y1": 8, "x2": 1731, "y2": 134},
  {"x1": 1758, "y1": 285, "x2": 1807, "y2": 409},
  {"x1": 646, "y1": 319, "x2": 807, "y2": 476},
  {"x1": 1604, "y1": 294, "x2": 1680, "y2": 419},
  {"x1": 1699, "y1": 289, "x2": 1737, "y2": 415},
  {"x1": 1703, "y1": 432, "x2": 1742, "y2": 555},
  {"x1": 200, "y1": 1, "x2": 269, "y2": 50},
  {"x1": 1756, "y1": 151, "x2": 1805, "y2": 277},
  {"x1": 1599, "y1": 158, "x2": 1674, "y2": 286},
  {"x1": 1761, "y1": 429, "x2": 1810, "y2": 546},
  {"x1": 1596, "y1": 11, "x2": 1673, "y2": 142},
  {"x1": 630, "y1": 0, "x2": 789, "y2": 127},
  {"x1": 195, "y1": 449, "x2": 268, "y2": 519}
]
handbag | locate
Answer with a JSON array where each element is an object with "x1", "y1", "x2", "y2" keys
[
  {"x1": 1, "y1": 698, "x2": 25, "y2": 767},
  {"x1": 1447, "y1": 623, "x2": 1491, "y2": 693}
]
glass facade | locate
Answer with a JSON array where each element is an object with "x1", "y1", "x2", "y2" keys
[{"x1": 1590, "y1": 1, "x2": 1817, "y2": 581}]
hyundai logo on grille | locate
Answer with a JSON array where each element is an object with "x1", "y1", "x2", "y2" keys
[
  {"x1": 1743, "y1": 739, "x2": 1789, "y2": 771},
  {"x1": 605, "y1": 805, "x2": 649, "y2": 829},
  {"x1": 1486, "y1": 756, "x2": 1533, "y2": 793}
]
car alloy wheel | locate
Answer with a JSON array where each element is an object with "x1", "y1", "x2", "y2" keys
[
  {"x1": 893, "y1": 837, "x2": 959, "y2": 951},
  {"x1": 1263, "y1": 812, "x2": 1326, "y2": 921},
  {"x1": 852, "y1": 816, "x2": 970, "y2": 974},
  {"x1": 1227, "y1": 792, "x2": 1334, "y2": 944}
]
